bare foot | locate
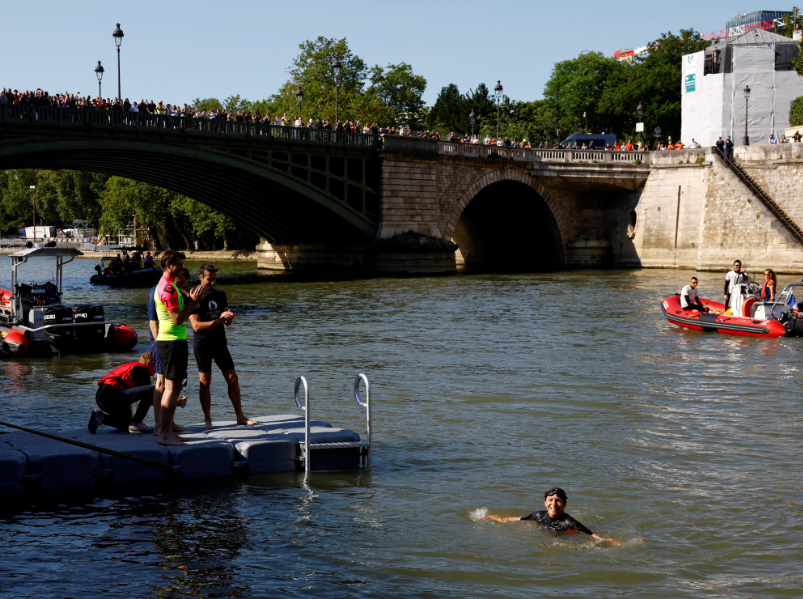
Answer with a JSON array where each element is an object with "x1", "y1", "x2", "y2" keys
[
  {"x1": 172, "y1": 423, "x2": 187, "y2": 432},
  {"x1": 204, "y1": 420, "x2": 213, "y2": 430},
  {"x1": 157, "y1": 435, "x2": 187, "y2": 446},
  {"x1": 237, "y1": 417, "x2": 257, "y2": 426}
]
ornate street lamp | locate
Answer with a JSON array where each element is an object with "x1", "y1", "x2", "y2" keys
[
  {"x1": 743, "y1": 85, "x2": 751, "y2": 146},
  {"x1": 112, "y1": 23, "x2": 124, "y2": 100},
  {"x1": 469, "y1": 109, "x2": 476, "y2": 138},
  {"x1": 295, "y1": 85, "x2": 304, "y2": 120},
  {"x1": 94, "y1": 61, "x2": 104, "y2": 99},
  {"x1": 637, "y1": 101, "x2": 644, "y2": 146},
  {"x1": 331, "y1": 57, "x2": 342, "y2": 123},
  {"x1": 494, "y1": 80, "x2": 503, "y2": 138}
]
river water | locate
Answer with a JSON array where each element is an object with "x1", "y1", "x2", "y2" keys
[{"x1": 0, "y1": 258, "x2": 800, "y2": 598}]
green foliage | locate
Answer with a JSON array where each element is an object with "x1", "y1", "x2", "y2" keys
[
  {"x1": 426, "y1": 83, "x2": 466, "y2": 133},
  {"x1": 774, "y1": 8, "x2": 803, "y2": 38},
  {"x1": 544, "y1": 51, "x2": 627, "y2": 138},
  {"x1": 601, "y1": 30, "x2": 709, "y2": 144},
  {"x1": 366, "y1": 63, "x2": 427, "y2": 128},
  {"x1": 789, "y1": 96, "x2": 803, "y2": 125}
]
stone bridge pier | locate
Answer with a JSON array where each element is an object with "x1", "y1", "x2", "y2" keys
[{"x1": 257, "y1": 138, "x2": 650, "y2": 274}]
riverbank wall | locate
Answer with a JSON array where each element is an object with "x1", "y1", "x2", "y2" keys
[{"x1": 625, "y1": 145, "x2": 803, "y2": 273}]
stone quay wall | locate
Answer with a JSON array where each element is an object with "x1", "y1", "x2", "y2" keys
[{"x1": 628, "y1": 146, "x2": 803, "y2": 273}]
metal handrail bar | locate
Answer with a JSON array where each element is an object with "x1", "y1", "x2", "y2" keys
[
  {"x1": 353, "y1": 373, "x2": 372, "y2": 469},
  {"x1": 294, "y1": 376, "x2": 311, "y2": 473},
  {"x1": 0, "y1": 104, "x2": 379, "y2": 149},
  {"x1": 712, "y1": 147, "x2": 803, "y2": 246}
]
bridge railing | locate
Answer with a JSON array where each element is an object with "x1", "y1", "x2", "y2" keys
[
  {"x1": 380, "y1": 135, "x2": 649, "y2": 164},
  {"x1": 0, "y1": 104, "x2": 379, "y2": 148}
]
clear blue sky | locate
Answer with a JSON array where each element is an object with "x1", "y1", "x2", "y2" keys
[{"x1": 3, "y1": 2, "x2": 748, "y2": 106}]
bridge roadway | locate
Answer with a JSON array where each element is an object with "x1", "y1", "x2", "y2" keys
[{"x1": 0, "y1": 105, "x2": 651, "y2": 273}]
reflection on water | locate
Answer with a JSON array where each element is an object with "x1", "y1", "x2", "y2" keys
[{"x1": 0, "y1": 260, "x2": 801, "y2": 597}]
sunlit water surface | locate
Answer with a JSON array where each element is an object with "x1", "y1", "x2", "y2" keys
[{"x1": 0, "y1": 257, "x2": 801, "y2": 598}]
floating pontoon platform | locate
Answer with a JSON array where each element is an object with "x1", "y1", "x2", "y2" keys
[{"x1": 0, "y1": 375, "x2": 372, "y2": 496}]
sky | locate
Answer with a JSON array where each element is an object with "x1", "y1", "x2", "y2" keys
[{"x1": 2, "y1": 2, "x2": 755, "y2": 106}]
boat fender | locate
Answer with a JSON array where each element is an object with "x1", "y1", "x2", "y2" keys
[
  {"x1": 107, "y1": 324, "x2": 138, "y2": 351},
  {"x1": 1, "y1": 330, "x2": 29, "y2": 356}
]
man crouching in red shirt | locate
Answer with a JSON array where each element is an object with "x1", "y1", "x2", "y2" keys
[{"x1": 88, "y1": 352, "x2": 157, "y2": 434}]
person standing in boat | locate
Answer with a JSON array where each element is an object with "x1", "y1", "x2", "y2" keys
[
  {"x1": 761, "y1": 269, "x2": 777, "y2": 303},
  {"x1": 680, "y1": 277, "x2": 709, "y2": 312},
  {"x1": 724, "y1": 260, "x2": 750, "y2": 312}
]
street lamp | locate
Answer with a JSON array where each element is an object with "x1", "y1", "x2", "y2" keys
[
  {"x1": 556, "y1": 128, "x2": 561, "y2": 147},
  {"x1": 112, "y1": 23, "x2": 124, "y2": 100},
  {"x1": 331, "y1": 57, "x2": 342, "y2": 123},
  {"x1": 94, "y1": 61, "x2": 104, "y2": 99},
  {"x1": 653, "y1": 126, "x2": 662, "y2": 150},
  {"x1": 295, "y1": 85, "x2": 304, "y2": 120},
  {"x1": 743, "y1": 85, "x2": 751, "y2": 146},
  {"x1": 583, "y1": 111, "x2": 588, "y2": 133},
  {"x1": 29, "y1": 185, "x2": 36, "y2": 240},
  {"x1": 469, "y1": 109, "x2": 476, "y2": 139},
  {"x1": 494, "y1": 80, "x2": 503, "y2": 138},
  {"x1": 636, "y1": 101, "x2": 644, "y2": 146}
]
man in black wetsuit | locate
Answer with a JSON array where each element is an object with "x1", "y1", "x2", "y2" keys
[
  {"x1": 483, "y1": 487, "x2": 620, "y2": 544},
  {"x1": 189, "y1": 263, "x2": 256, "y2": 429}
]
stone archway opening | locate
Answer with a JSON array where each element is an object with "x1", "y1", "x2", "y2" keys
[{"x1": 452, "y1": 180, "x2": 565, "y2": 272}]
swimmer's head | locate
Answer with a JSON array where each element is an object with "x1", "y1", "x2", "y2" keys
[{"x1": 544, "y1": 487, "x2": 567, "y2": 518}]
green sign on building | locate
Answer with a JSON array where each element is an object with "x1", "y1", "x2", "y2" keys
[{"x1": 685, "y1": 73, "x2": 696, "y2": 93}]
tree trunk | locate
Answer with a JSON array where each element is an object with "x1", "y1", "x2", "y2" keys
[
  {"x1": 148, "y1": 226, "x2": 163, "y2": 250},
  {"x1": 171, "y1": 215, "x2": 193, "y2": 250},
  {"x1": 222, "y1": 230, "x2": 231, "y2": 251}
]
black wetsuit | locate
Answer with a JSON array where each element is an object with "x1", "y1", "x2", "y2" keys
[{"x1": 520, "y1": 510, "x2": 593, "y2": 535}]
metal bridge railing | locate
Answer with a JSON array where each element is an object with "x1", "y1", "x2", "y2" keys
[{"x1": 0, "y1": 104, "x2": 379, "y2": 148}]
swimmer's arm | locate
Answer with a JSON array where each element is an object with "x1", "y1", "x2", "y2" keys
[
  {"x1": 482, "y1": 514, "x2": 523, "y2": 523},
  {"x1": 590, "y1": 532, "x2": 621, "y2": 545}
]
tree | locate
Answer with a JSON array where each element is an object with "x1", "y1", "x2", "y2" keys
[
  {"x1": 601, "y1": 30, "x2": 709, "y2": 144},
  {"x1": 97, "y1": 177, "x2": 171, "y2": 249},
  {"x1": 543, "y1": 51, "x2": 627, "y2": 139},
  {"x1": 426, "y1": 83, "x2": 466, "y2": 133},
  {"x1": 365, "y1": 63, "x2": 427, "y2": 128},
  {"x1": 170, "y1": 195, "x2": 237, "y2": 250}
]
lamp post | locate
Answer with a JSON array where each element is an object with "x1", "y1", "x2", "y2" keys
[
  {"x1": 743, "y1": 85, "x2": 751, "y2": 145},
  {"x1": 653, "y1": 126, "x2": 662, "y2": 150},
  {"x1": 469, "y1": 109, "x2": 476, "y2": 139},
  {"x1": 331, "y1": 58, "x2": 341, "y2": 123},
  {"x1": 494, "y1": 80, "x2": 503, "y2": 138},
  {"x1": 636, "y1": 101, "x2": 644, "y2": 146},
  {"x1": 112, "y1": 23, "x2": 124, "y2": 100},
  {"x1": 29, "y1": 185, "x2": 36, "y2": 240},
  {"x1": 94, "y1": 61, "x2": 104, "y2": 99},
  {"x1": 556, "y1": 128, "x2": 561, "y2": 147},
  {"x1": 295, "y1": 86, "x2": 304, "y2": 121},
  {"x1": 583, "y1": 111, "x2": 588, "y2": 133}
]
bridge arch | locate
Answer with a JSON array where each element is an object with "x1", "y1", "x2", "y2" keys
[
  {"x1": 445, "y1": 168, "x2": 568, "y2": 271},
  {"x1": 0, "y1": 138, "x2": 378, "y2": 244}
]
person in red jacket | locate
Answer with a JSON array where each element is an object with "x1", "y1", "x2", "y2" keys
[{"x1": 89, "y1": 352, "x2": 157, "y2": 434}]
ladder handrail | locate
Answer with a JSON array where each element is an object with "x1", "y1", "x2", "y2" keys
[
  {"x1": 353, "y1": 373, "x2": 372, "y2": 469},
  {"x1": 294, "y1": 376, "x2": 311, "y2": 473}
]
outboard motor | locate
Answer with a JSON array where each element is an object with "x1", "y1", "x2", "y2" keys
[
  {"x1": 786, "y1": 312, "x2": 803, "y2": 336},
  {"x1": 74, "y1": 305, "x2": 106, "y2": 348},
  {"x1": 43, "y1": 305, "x2": 75, "y2": 352}
]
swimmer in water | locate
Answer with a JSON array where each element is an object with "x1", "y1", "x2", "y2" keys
[{"x1": 482, "y1": 486, "x2": 622, "y2": 545}]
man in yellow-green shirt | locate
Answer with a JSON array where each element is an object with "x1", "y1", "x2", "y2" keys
[{"x1": 154, "y1": 250, "x2": 209, "y2": 446}]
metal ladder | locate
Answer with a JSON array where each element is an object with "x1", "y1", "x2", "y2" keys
[{"x1": 294, "y1": 374, "x2": 373, "y2": 473}]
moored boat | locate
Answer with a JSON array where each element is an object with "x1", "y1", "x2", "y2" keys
[{"x1": 0, "y1": 247, "x2": 138, "y2": 357}]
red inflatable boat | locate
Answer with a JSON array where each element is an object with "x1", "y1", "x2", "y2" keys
[{"x1": 661, "y1": 281, "x2": 803, "y2": 338}]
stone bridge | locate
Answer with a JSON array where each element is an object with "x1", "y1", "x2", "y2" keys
[{"x1": 0, "y1": 105, "x2": 652, "y2": 274}]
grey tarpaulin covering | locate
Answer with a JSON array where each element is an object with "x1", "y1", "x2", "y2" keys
[{"x1": 681, "y1": 31, "x2": 803, "y2": 147}]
